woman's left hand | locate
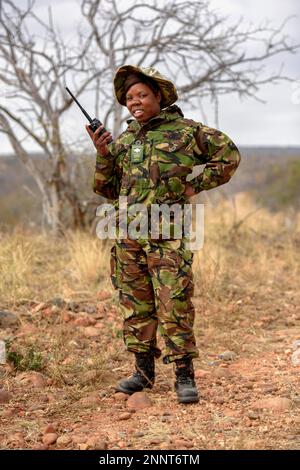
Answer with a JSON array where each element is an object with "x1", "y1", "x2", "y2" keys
[{"x1": 184, "y1": 183, "x2": 196, "y2": 197}]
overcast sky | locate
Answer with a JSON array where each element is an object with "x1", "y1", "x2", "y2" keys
[
  {"x1": 0, "y1": 0, "x2": 299, "y2": 152},
  {"x1": 207, "y1": 0, "x2": 300, "y2": 147}
]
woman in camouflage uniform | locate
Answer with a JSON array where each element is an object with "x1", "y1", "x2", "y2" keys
[{"x1": 86, "y1": 65, "x2": 241, "y2": 403}]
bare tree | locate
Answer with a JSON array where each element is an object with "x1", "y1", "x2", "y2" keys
[
  {"x1": 0, "y1": 0, "x2": 298, "y2": 233},
  {"x1": 82, "y1": 0, "x2": 299, "y2": 132},
  {"x1": 0, "y1": 0, "x2": 98, "y2": 233}
]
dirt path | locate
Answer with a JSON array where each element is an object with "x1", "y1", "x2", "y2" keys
[{"x1": 1, "y1": 294, "x2": 300, "y2": 450}]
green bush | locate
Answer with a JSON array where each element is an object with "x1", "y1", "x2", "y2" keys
[
  {"x1": 6, "y1": 341, "x2": 44, "y2": 371},
  {"x1": 255, "y1": 158, "x2": 300, "y2": 211}
]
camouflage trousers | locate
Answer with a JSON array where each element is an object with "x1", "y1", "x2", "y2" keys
[{"x1": 110, "y1": 237, "x2": 199, "y2": 363}]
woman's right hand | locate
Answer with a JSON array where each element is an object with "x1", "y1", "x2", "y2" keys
[{"x1": 86, "y1": 125, "x2": 113, "y2": 157}]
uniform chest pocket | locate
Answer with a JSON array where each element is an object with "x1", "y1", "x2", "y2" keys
[
  {"x1": 153, "y1": 140, "x2": 195, "y2": 179},
  {"x1": 152, "y1": 139, "x2": 195, "y2": 203}
]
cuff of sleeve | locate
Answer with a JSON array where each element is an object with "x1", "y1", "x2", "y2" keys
[{"x1": 96, "y1": 152, "x2": 112, "y2": 162}]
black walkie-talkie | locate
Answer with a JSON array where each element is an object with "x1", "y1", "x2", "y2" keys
[{"x1": 65, "y1": 87, "x2": 113, "y2": 143}]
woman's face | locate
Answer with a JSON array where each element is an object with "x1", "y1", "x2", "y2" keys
[{"x1": 125, "y1": 82, "x2": 161, "y2": 124}]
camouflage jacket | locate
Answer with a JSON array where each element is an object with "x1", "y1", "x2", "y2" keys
[{"x1": 93, "y1": 105, "x2": 241, "y2": 207}]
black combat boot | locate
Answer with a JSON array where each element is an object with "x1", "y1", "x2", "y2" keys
[
  {"x1": 115, "y1": 352, "x2": 155, "y2": 395},
  {"x1": 174, "y1": 357, "x2": 199, "y2": 404}
]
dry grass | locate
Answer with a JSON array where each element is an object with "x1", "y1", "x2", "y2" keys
[
  {"x1": 0, "y1": 229, "x2": 111, "y2": 307},
  {"x1": 1, "y1": 192, "x2": 300, "y2": 450},
  {"x1": 193, "y1": 192, "x2": 300, "y2": 299},
  {"x1": 1, "y1": 192, "x2": 299, "y2": 309},
  {"x1": 65, "y1": 231, "x2": 110, "y2": 288}
]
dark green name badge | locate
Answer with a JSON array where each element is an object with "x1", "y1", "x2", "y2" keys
[{"x1": 131, "y1": 143, "x2": 144, "y2": 163}]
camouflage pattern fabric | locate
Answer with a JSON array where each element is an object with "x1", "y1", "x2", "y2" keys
[
  {"x1": 94, "y1": 104, "x2": 241, "y2": 234},
  {"x1": 94, "y1": 104, "x2": 241, "y2": 361},
  {"x1": 114, "y1": 64, "x2": 178, "y2": 108},
  {"x1": 110, "y1": 237, "x2": 198, "y2": 363}
]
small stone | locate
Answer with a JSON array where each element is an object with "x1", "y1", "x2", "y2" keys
[
  {"x1": 85, "y1": 305, "x2": 97, "y2": 314},
  {"x1": 1, "y1": 408, "x2": 14, "y2": 417},
  {"x1": 161, "y1": 416, "x2": 171, "y2": 423},
  {"x1": 214, "y1": 397, "x2": 225, "y2": 404},
  {"x1": 234, "y1": 393, "x2": 250, "y2": 401},
  {"x1": 33, "y1": 444, "x2": 49, "y2": 450},
  {"x1": 262, "y1": 385, "x2": 278, "y2": 394},
  {"x1": 71, "y1": 435, "x2": 87, "y2": 444},
  {"x1": 51, "y1": 297, "x2": 65, "y2": 308},
  {"x1": 244, "y1": 439, "x2": 263, "y2": 450},
  {"x1": 212, "y1": 368, "x2": 233, "y2": 379},
  {"x1": 96, "y1": 305, "x2": 105, "y2": 318},
  {"x1": 218, "y1": 351, "x2": 237, "y2": 361},
  {"x1": 185, "y1": 441, "x2": 194, "y2": 449},
  {"x1": 207, "y1": 360, "x2": 222, "y2": 366},
  {"x1": 96, "y1": 291, "x2": 111, "y2": 301},
  {"x1": 292, "y1": 397, "x2": 300, "y2": 407},
  {"x1": 43, "y1": 424, "x2": 58, "y2": 434},
  {"x1": 79, "y1": 443, "x2": 88, "y2": 450},
  {"x1": 247, "y1": 410, "x2": 260, "y2": 420},
  {"x1": 42, "y1": 433, "x2": 58, "y2": 445},
  {"x1": 117, "y1": 440, "x2": 127, "y2": 448},
  {"x1": 0, "y1": 311, "x2": 20, "y2": 328},
  {"x1": 61, "y1": 312, "x2": 75, "y2": 323},
  {"x1": 40, "y1": 308, "x2": 53, "y2": 319},
  {"x1": 243, "y1": 382, "x2": 254, "y2": 390},
  {"x1": 0, "y1": 340, "x2": 6, "y2": 365},
  {"x1": 127, "y1": 391, "x2": 152, "y2": 411},
  {"x1": 292, "y1": 340, "x2": 300, "y2": 351},
  {"x1": 114, "y1": 392, "x2": 128, "y2": 402},
  {"x1": 67, "y1": 302, "x2": 80, "y2": 312},
  {"x1": 93, "y1": 440, "x2": 108, "y2": 450},
  {"x1": 118, "y1": 412, "x2": 132, "y2": 421},
  {"x1": 44, "y1": 305, "x2": 61, "y2": 318},
  {"x1": 149, "y1": 438, "x2": 163, "y2": 445},
  {"x1": 0, "y1": 389, "x2": 10, "y2": 403},
  {"x1": 30, "y1": 372, "x2": 48, "y2": 388},
  {"x1": 85, "y1": 437, "x2": 97, "y2": 449},
  {"x1": 159, "y1": 443, "x2": 171, "y2": 450},
  {"x1": 195, "y1": 369, "x2": 210, "y2": 379},
  {"x1": 32, "y1": 302, "x2": 47, "y2": 313},
  {"x1": 56, "y1": 435, "x2": 72, "y2": 447},
  {"x1": 82, "y1": 327, "x2": 101, "y2": 337},
  {"x1": 28, "y1": 403, "x2": 47, "y2": 411},
  {"x1": 80, "y1": 370, "x2": 98, "y2": 384},
  {"x1": 67, "y1": 339, "x2": 80, "y2": 348},
  {"x1": 78, "y1": 394, "x2": 101, "y2": 407},
  {"x1": 252, "y1": 397, "x2": 292, "y2": 412},
  {"x1": 74, "y1": 316, "x2": 96, "y2": 327},
  {"x1": 222, "y1": 408, "x2": 241, "y2": 418},
  {"x1": 174, "y1": 439, "x2": 189, "y2": 448},
  {"x1": 17, "y1": 372, "x2": 48, "y2": 389}
]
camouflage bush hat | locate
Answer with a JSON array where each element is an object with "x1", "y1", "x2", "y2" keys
[{"x1": 114, "y1": 65, "x2": 178, "y2": 108}]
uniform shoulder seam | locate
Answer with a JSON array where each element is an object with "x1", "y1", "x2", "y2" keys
[{"x1": 181, "y1": 117, "x2": 202, "y2": 128}]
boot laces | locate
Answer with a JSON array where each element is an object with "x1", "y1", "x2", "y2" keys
[
  {"x1": 177, "y1": 370, "x2": 194, "y2": 385},
  {"x1": 134, "y1": 354, "x2": 154, "y2": 384},
  {"x1": 176, "y1": 360, "x2": 194, "y2": 385}
]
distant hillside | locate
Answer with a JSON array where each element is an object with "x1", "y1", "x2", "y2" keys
[{"x1": 221, "y1": 146, "x2": 300, "y2": 196}]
